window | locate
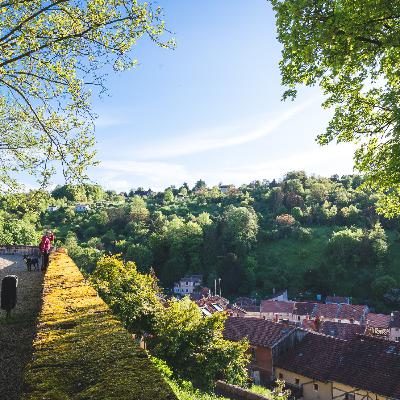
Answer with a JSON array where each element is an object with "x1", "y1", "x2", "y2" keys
[
  {"x1": 278, "y1": 373, "x2": 283, "y2": 380},
  {"x1": 185, "y1": 289, "x2": 188, "y2": 292},
  {"x1": 313, "y1": 384, "x2": 319, "y2": 391},
  {"x1": 186, "y1": 281, "x2": 188, "y2": 286},
  {"x1": 345, "y1": 394, "x2": 355, "y2": 400},
  {"x1": 298, "y1": 316, "x2": 301, "y2": 321},
  {"x1": 295, "y1": 378, "x2": 300, "y2": 386}
]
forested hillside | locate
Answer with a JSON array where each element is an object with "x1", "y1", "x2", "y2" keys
[{"x1": 2, "y1": 171, "x2": 400, "y2": 312}]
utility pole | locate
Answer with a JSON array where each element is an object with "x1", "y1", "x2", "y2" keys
[
  {"x1": 214, "y1": 279, "x2": 217, "y2": 296},
  {"x1": 218, "y1": 278, "x2": 221, "y2": 297}
]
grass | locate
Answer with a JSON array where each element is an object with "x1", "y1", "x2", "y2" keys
[
  {"x1": 166, "y1": 379, "x2": 229, "y2": 400},
  {"x1": 22, "y1": 251, "x2": 177, "y2": 400},
  {"x1": 256, "y1": 226, "x2": 334, "y2": 295},
  {"x1": 249, "y1": 385, "x2": 273, "y2": 397}
]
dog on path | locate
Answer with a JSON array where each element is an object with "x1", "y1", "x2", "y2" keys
[{"x1": 23, "y1": 256, "x2": 39, "y2": 271}]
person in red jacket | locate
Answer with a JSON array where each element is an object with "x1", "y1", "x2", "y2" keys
[{"x1": 39, "y1": 230, "x2": 55, "y2": 271}]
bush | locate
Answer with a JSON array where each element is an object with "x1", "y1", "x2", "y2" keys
[{"x1": 293, "y1": 226, "x2": 313, "y2": 241}]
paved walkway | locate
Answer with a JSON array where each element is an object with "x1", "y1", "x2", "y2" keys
[{"x1": 0, "y1": 255, "x2": 44, "y2": 400}]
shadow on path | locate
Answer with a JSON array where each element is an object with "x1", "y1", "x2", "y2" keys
[{"x1": 0, "y1": 255, "x2": 44, "y2": 400}]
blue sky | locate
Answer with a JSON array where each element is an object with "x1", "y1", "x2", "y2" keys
[{"x1": 86, "y1": 0, "x2": 355, "y2": 192}]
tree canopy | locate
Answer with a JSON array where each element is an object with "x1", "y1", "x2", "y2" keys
[
  {"x1": 0, "y1": 0, "x2": 173, "y2": 190},
  {"x1": 271, "y1": 0, "x2": 400, "y2": 217}
]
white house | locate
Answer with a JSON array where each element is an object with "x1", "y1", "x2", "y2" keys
[
  {"x1": 219, "y1": 184, "x2": 234, "y2": 194},
  {"x1": 75, "y1": 204, "x2": 90, "y2": 212},
  {"x1": 173, "y1": 275, "x2": 202, "y2": 295},
  {"x1": 47, "y1": 205, "x2": 58, "y2": 212}
]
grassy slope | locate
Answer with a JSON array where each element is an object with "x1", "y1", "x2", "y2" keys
[
  {"x1": 22, "y1": 251, "x2": 177, "y2": 400},
  {"x1": 256, "y1": 227, "x2": 333, "y2": 296},
  {"x1": 256, "y1": 226, "x2": 400, "y2": 299},
  {"x1": 386, "y1": 230, "x2": 400, "y2": 283}
]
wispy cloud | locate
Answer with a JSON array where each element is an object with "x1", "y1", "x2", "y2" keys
[
  {"x1": 96, "y1": 142, "x2": 356, "y2": 192},
  {"x1": 134, "y1": 98, "x2": 316, "y2": 159},
  {"x1": 95, "y1": 114, "x2": 131, "y2": 128},
  {"x1": 207, "y1": 143, "x2": 356, "y2": 184},
  {"x1": 98, "y1": 160, "x2": 192, "y2": 191}
]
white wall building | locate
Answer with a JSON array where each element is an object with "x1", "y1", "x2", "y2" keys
[{"x1": 174, "y1": 275, "x2": 202, "y2": 295}]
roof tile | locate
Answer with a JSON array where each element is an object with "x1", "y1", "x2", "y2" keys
[{"x1": 223, "y1": 317, "x2": 295, "y2": 348}]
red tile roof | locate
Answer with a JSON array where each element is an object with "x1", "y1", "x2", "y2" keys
[
  {"x1": 337, "y1": 304, "x2": 368, "y2": 322},
  {"x1": 293, "y1": 302, "x2": 316, "y2": 316},
  {"x1": 223, "y1": 317, "x2": 295, "y2": 348},
  {"x1": 366, "y1": 313, "x2": 391, "y2": 328},
  {"x1": 260, "y1": 300, "x2": 295, "y2": 314},
  {"x1": 275, "y1": 333, "x2": 346, "y2": 382},
  {"x1": 277, "y1": 333, "x2": 400, "y2": 398},
  {"x1": 241, "y1": 305, "x2": 261, "y2": 312},
  {"x1": 332, "y1": 336, "x2": 400, "y2": 398},
  {"x1": 313, "y1": 303, "x2": 340, "y2": 319},
  {"x1": 320, "y1": 321, "x2": 365, "y2": 340}
]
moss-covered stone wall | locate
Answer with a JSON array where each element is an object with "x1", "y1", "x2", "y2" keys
[{"x1": 22, "y1": 251, "x2": 177, "y2": 400}]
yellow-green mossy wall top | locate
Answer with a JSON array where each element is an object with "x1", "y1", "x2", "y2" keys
[{"x1": 22, "y1": 251, "x2": 177, "y2": 400}]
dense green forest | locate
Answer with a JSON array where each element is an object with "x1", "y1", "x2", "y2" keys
[{"x1": 1, "y1": 171, "x2": 400, "y2": 312}]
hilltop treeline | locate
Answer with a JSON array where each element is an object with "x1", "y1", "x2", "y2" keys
[{"x1": 2, "y1": 172, "x2": 400, "y2": 311}]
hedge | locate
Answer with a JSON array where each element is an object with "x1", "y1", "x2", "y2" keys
[{"x1": 22, "y1": 251, "x2": 177, "y2": 400}]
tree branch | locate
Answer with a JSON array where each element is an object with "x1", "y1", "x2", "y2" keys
[{"x1": 0, "y1": 0, "x2": 69, "y2": 45}]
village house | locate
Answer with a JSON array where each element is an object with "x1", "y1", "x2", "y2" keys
[
  {"x1": 290, "y1": 302, "x2": 369, "y2": 325},
  {"x1": 260, "y1": 300, "x2": 295, "y2": 322},
  {"x1": 46, "y1": 205, "x2": 58, "y2": 212},
  {"x1": 292, "y1": 302, "x2": 316, "y2": 324},
  {"x1": 335, "y1": 304, "x2": 369, "y2": 324},
  {"x1": 275, "y1": 333, "x2": 344, "y2": 400},
  {"x1": 365, "y1": 313, "x2": 391, "y2": 339},
  {"x1": 219, "y1": 184, "x2": 235, "y2": 194},
  {"x1": 195, "y1": 295, "x2": 229, "y2": 317},
  {"x1": 223, "y1": 317, "x2": 306, "y2": 385},
  {"x1": 173, "y1": 275, "x2": 202, "y2": 295},
  {"x1": 318, "y1": 321, "x2": 365, "y2": 340},
  {"x1": 235, "y1": 297, "x2": 261, "y2": 317},
  {"x1": 275, "y1": 333, "x2": 400, "y2": 400},
  {"x1": 312, "y1": 303, "x2": 341, "y2": 322},
  {"x1": 330, "y1": 336, "x2": 400, "y2": 400},
  {"x1": 226, "y1": 303, "x2": 248, "y2": 317},
  {"x1": 389, "y1": 311, "x2": 400, "y2": 342},
  {"x1": 75, "y1": 204, "x2": 90, "y2": 212}
]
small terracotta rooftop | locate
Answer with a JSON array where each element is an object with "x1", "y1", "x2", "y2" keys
[
  {"x1": 320, "y1": 321, "x2": 365, "y2": 340},
  {"x1": 366, "y1": 312, "x2": 391, "y2": 328},
  {"x1": 260, "y1": 300, "x2": 295, "y2": 314},
  {"x1": 223, "y1": 317, "x2": 295, "y2": 348}
]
